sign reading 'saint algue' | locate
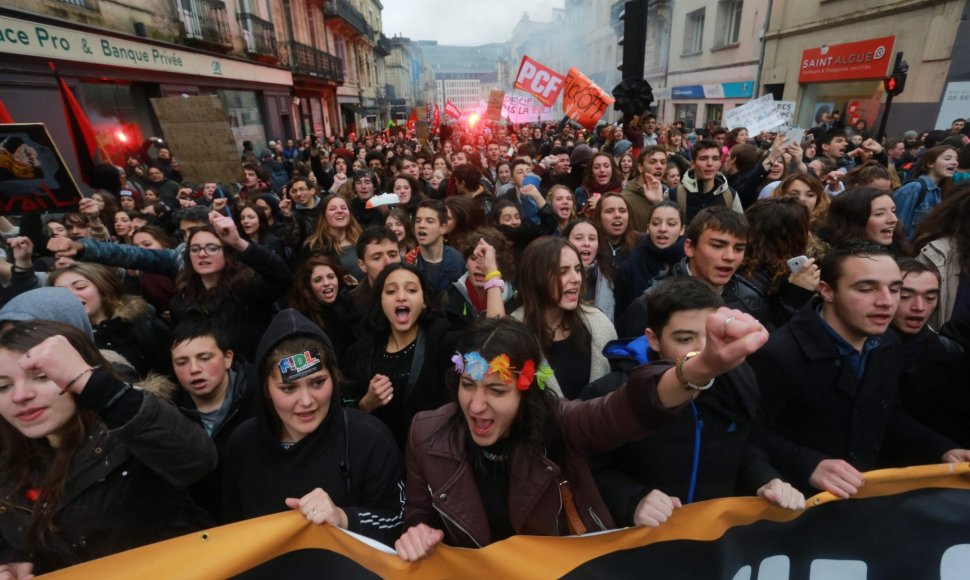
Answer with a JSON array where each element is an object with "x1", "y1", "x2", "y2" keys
[{"x1": 0, "y1": 15, "x2": 293, "y2": 87}]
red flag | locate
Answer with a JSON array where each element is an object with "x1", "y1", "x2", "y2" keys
[
  {"x1": 0, "y1": 97, "x2": 14, "y2": 124},
  {"x1": 51, "y1": 62, "x2": 99, "y2": 185},
  {"x1": 432, "y1": 105, "x2": 440, "y2": 128},
  {"x1": 562, "y1": 67, "x2": 615, "y2": 130},
  {"x1": 514, "y1": 55, "x2": 566, "y2": 107},
  {"x1": 445, "y1": 101, "x2": 461, "y2": 120}
]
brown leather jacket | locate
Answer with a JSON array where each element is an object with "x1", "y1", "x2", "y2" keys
[{"x1": 403, "y1": 363, "x2": 681, "y2": 547}]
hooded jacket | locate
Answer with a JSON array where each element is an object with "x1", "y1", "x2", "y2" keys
[
  {"x1": 614, "y1": 235, "x2": 686, "y2": 316},
  {"x1": 675, "y1": 169, "x2": 743, "y2": 223},
  {"x1": 441, "y1": 272, "x2": 518, "y2": 328},
  {"x1": 221, "y1": 309, "x2": 404, "y2": 545},
  {"x1": 0, "y1": 287, "x2": 94, "y2": 338},
  {"x1": 93, "y1": 294, "x2": 172, "y2": 377}
]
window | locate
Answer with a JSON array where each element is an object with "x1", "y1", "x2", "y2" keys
[
  {"x1": 683, "y1": 9, "x2": 705, "y2": 55},
  {"x1": 715, "y1": 0, "x2": 743, "y2": 48},
  {"x1": 675, "y1": 104, "x2": 698, "y2": 129},
  {"x1": 706, "y1": 104, "x2": 724, "y2": 126}
]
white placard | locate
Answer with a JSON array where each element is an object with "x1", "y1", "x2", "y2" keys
[
  {"x1": 723, "y1": 94, "x2": 788, "y2": 135},
  {"x1": 774, "y1": 101, "x2": 796, "y2": 132},
  {"x1": 934, "y1": 82, "x2": 970, "y2": 130}
]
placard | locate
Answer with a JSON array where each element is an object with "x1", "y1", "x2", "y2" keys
[
  {"x1": 502, "y1": 95, "x2": 556, "y2": 123},
  {"x1": 562, "y1": 67, "x2": 615, "y2": 130},
  {"x1": 150, "y1": 95, "x2": 242, "y2": 186},
  {"x1": 723, "y1": 94, "x2": 788, "y2": 135},
  {"x1": 0, "y1": 123, "x2": 82, "y2": 214},
  {"x1": 485, "y1": 90, "x2": 505, "y2": 122}
]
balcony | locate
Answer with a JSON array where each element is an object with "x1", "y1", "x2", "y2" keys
[
  {"x1": 375, "y1": 33, "x2": 392, "y2": 57},
  {"x1": 177, "y1": 0, "x2": 232, "y2": 50},
  {"x1": 324, "y1": 0, "x2": 374, "y2": 38},
  {"x1": 237, "y1": 12, "x2": 277, "y2": 62},
  {"x1": 280, "y1": 41, "x2": 345, "y2": 84}
]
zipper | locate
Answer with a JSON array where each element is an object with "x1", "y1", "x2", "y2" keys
[
  {"x1": 428, "y1": 485, "x2": 482, "y2": 548},
  {"x1": 587, "y1": 506, "x2": 608, "y2": 531}
]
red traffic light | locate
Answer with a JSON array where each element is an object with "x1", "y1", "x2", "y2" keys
[{"x1": 887, "y1": 78, "x2": 896, "y2": 91}]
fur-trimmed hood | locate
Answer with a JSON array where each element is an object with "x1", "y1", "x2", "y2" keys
[{"x1": 110, "y1": 294, "x2": 155, "y2": 323}]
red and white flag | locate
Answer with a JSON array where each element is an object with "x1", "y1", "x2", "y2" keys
[{"x1": 445, "y1": 101, "x2": 461, "y2": 120}]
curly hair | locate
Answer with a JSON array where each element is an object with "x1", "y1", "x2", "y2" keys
[
  {"x1": 287, "y1": 254, "x2": 348, "y2": 331},
  {"x1": 741, "y1": 197, "x2": 811, "y2": 293},
  {"x1": 176, "y1": 225, "x2": 255, "y2": 305}
]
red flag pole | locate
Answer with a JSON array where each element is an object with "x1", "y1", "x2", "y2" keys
[{"x1": 50, "y1": 61, "x2": 100, "y2": 185}]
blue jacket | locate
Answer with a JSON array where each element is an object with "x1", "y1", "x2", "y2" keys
[
  {"x1": 416, "y1": 245, "x2": 466, "y2": 295},
  {"x1": 893, "y1": 176, "x2": 940, "y2": 239}
]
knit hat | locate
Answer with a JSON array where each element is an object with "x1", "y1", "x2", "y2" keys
[
  {"x1": 333, "y1": 148, "x2": 355, "y2": 165},
  {"x1": 613, "y1": 139, "x2": 633, "y2": 157},
  {"x1": 903, "y1": 130, "x2": 919, "y2": 139},
  {"x1": 0, "y1": 287, "x2": 94, "y2": 339},
  {"x1": 570, "y1": 144, "x2": 595, "y2": 167}
]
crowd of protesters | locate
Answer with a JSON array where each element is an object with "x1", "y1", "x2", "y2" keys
[{"x1": 1, "y1": 108, "x2": 970, "y2": 575}]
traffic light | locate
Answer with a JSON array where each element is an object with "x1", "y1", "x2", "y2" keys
[{"x1": 884, "y1": 59, "x2": 908, "y2": 97}]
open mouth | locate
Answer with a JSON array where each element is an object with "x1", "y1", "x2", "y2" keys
[
  {"x1": 321, "y1": 286, "x2": 336, "y2": 300},
  {"x1": 394, "y1": 306, "x2": 411, "y2": 324},
  {"x1": 562, "y1": 288, "x2": 579, "y2": 302},
  {"x1": 294, "y1": 410, "x2": 317, "y2": 422},
  {"x1": 714, "y1": 266, "x2": 734, "y2": 278},
  {"x1": 869, "y1": 314, "x2": 891, "y2": 326},
  {"x1": 190, "y1": 378, "x2": 208, "y2": 391},
  {"x1": 579, "y1": 249, "x2": 593, "y2": 262},
  {"x1": 469, "y1": 417, "x2": 494, "y2": 437}
]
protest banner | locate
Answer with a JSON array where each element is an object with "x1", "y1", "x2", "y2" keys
[
  {"x1": 514, "y1": 55, "x2": 566, "y2": 107},
  {"x1": 44, "y1": 464, "x2": 970, "y2": 579},
  {"x1": 502, "y1": 95, "x2": 556, "y2": 123},
  {"x1": 562, "y1": 67, "x2": 615, "y2": 130},
  {"x1": 774, "y1": 100, "x2": 796, "y2": 132},
  {"x1": 444, "y1": 100, "x2": 461, "y2": 120},
  {"x1": 150, "y1": 95, "x2": 242, "y2": 186},
  {"x1": 0, "y1": 123, "x2": 82, "y2": 214},
  {"x1": 485, "y1": 90, "x2": 505, "y2": 122},
  {"x1": 723, "y1": 94, "x2": 788, "y2": 135}
]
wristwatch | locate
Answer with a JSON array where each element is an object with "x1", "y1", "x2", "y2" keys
[{"x1": 675, "y1": 351, "x2": 714, "y2": 391}]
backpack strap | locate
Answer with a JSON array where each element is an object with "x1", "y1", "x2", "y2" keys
[
  {"x1": 913, "y1": 178, "x2": 929, "y2": 211},
  {"x1": 675, "y1": 185, "x2": 687, "y2": 214}
]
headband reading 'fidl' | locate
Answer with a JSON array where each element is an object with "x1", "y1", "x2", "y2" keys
[{"x1": 278, "y1": 349, "x2": 323, "y2": 382}]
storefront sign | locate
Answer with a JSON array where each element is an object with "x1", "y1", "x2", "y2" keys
[
  {"x1": 798, "y1": 36, "x2": 894, "y2": 83},
  {"x1": 671, "y1": 82, "x2": 754, "y2": 100},
  {"x1": 0, "y1": 15, "x2": 292, "y2": 86}
]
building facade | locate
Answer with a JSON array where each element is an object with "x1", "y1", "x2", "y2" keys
[
  {"x1": 664, "y1": 0, "x2": 767, "y2": 130},
  {"x1": 760, "y1": 0, "x2": 964, "y2": 135},
  {"x1": 325, "y1": 0, "x2": 386, "y2": 134}
]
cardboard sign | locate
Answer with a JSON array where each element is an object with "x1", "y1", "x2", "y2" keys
[
  {"x1": 562, "y1": 67, "x2": 615, "y2": 130},
  {"x1": 514, "y1": 55, "x2": 566, "y2": 107},
  {"x1": 485, "y1": 90, "x2": 505, "y2": 122},
  {"x1": 502, "y1": 95, "x2": 556, "y2": 123},
  {"x1": 723, "y1": 94, "x2": 788, "y2": 135},
  {"x1": 798, "y1": 36, "x2": 895, "y2": 83},
  {"x1": 774, "y1": 100, "x2": 796, "y2": 132},
  {"x1": 0, "y1": 123, "x2": 82, "y2": 215},
  {"x1": 150, "y1": 95, "x2": 241, "y2": 186}
]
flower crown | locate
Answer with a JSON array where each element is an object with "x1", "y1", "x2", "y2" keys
[{"x1": 451, "y1": 351, "x2": 553, "y2": 391}]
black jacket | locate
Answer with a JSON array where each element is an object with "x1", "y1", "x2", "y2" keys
[
  {"x1": 0, "y1": 370, "x2": 215, "y2": 573},
  {"x1": 168, "y1": 242, "x2": 291, "y2": 362},
  {"x1": 743, "y1": 267, "x2": 816, "y2": 331},
  {"x1": 93, "y1": 295, "x2": 172, "y2": 377},
  {"x1": 583, "y1": 349, "x2": 779, "y2": 525},
  {"x1": 748, "y1": 301, "x2": 957, "y2": 493},
  {"x1": 221, "y1": 309, "x2": 404, "y2": 545},
  {"x1": 175, "y1": 358, "x2": 259, "y2": 522},
  {"x1": 613, "y1": 235, "x2": 686, "y2": 316},
  {"x1": 616, "y1": 258, "x2": 767, "y2": 339}
]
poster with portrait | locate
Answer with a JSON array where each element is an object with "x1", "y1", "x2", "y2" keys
[
  {"x1": 812, "y1": 102, "x2": 836, "y2": 127},
  {"x1": 0, "y1": 123, "x2": 82, "y2": 215}
]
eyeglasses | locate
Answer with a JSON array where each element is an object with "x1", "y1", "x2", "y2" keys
[{"x1": 189, "y1": 244, "x2": 223, "y2": 255}]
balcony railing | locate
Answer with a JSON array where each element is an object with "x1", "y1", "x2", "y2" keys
[
  {"x1": 375, "y1": 33, "x2": 392, "y2": 57},
  {"x1": 237, "y1": 12, "x2": 277, "y2": 60},
  {"x1": 178, "y1": 0, "x2": 232, "y2": 48},
  {"x1": 280, "y1": 41, "x2": 345, "y2": 83},
  {"x1": 324, "y1": 0, "x2": 373, "y2": 38}
]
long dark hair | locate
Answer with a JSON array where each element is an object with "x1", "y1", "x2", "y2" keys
[
  {"x1": 563, "y1": 218, "x2": 615, "y2": 281},
  {"x1": 176, "y1": 225, "x2": 255, "y2": 304},
  {"x1": 446, "y1": 317, "x2": 558, "y2": 459},
  {"x1": 0, "y1": 321, "x2": 111, "y2": 548},
  {"x1": 742, "y1": 197, "x2": 811, "y2": 293},
  {"x1": 817, "y1": 187, "x2": 910, "y2": 255},
  {"x1": 287, "y1": 254, "x2": 347, "y2": 330},
  {"x1": 581, "y1": 153, "x2": 623, "y2": 195},
  {"x1": 913, "y1": 182, "x2": 970, "y2": 274},
  {"x1": 518, "y1": 237, "x2": 590, "y2": 352},
  {"x1": 592, "y1": 192, "x2": 636, "y2": 256},
  {"x1": 237, "y1": 202, "x2": 271, "y2": 244},
  {"x1": 351, "y1": 263, "x2": 437, "y2": 379}
]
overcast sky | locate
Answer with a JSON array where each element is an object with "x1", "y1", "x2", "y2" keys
[{"x1": 381, "y1": 0, "x2": 565, "y2": 45}]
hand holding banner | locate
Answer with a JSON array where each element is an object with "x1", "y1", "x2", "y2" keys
[
  {"x1": 514, "y1": 55, "x2": 566, "y2": 107},
  {"x1": 562, "y1": 67, "x2": 615, "y2": 130}
]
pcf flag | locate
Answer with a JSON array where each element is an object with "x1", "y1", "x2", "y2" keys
[
  {"x1": 445, "y1": 101, "x2": 461, "y2": 120},
  {"x1": 562, "y1": 67, "x2": 615, "y2": 130},
  {"x1": 514, "y1": 55, "x2": 566, "y2": 107}
]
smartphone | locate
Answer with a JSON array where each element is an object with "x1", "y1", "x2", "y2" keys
[{"x1": 787, "y1": 255, "x2": 808, "y2": 273}]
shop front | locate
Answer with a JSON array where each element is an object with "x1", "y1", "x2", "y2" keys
[
  {"x1": 0, "y1": 9, "x2": 293, "y2": 172},
  {"x1": 794, "y1": 36, "x2": 895, "y2": 130},
  {"x1": 666, "y1": 80, "x2": 755, "y2": 131}
]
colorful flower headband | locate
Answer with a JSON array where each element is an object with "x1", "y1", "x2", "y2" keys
[{"x1": 451, "y1": 351, "x2": 554, "y2": 391}]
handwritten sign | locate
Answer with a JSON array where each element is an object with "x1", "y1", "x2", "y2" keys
[
  {"x1": 0, "y1": 124, "x2": 82, "y2": 215},
  {"x1": 562, "y1": 67, "x2": 615, "y2": 130},
  {"x1": 774, "y1": 101, "x2": 796, "y2": 132},
  {"x1": 150, "y1": 96, "x2": 241, "y2": 186},
  {"x1": 502, "y1": 95, "x2": 556, "y2": 123},
  {"x1": 514, "y1": 55, "x2": 566, "y2": 107},
  {"x1": 723, "y1": 94, "x2": 788, "y2": 135},
  {"x1": 485, "y1": 90, "x2": 505, "y2": 122}
]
